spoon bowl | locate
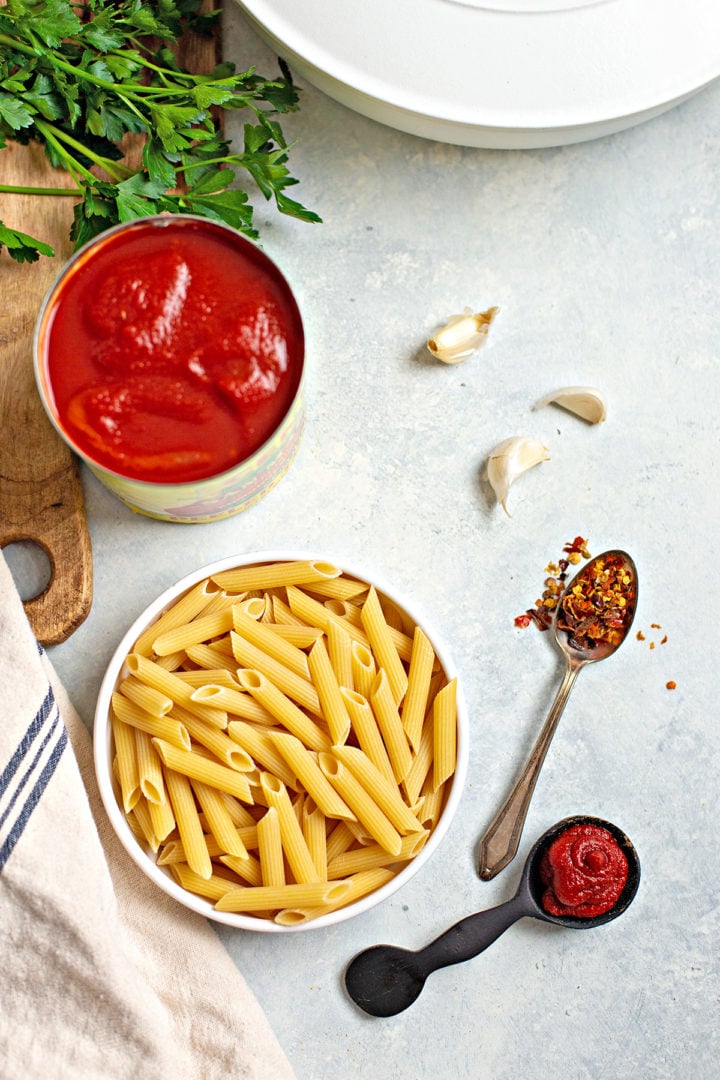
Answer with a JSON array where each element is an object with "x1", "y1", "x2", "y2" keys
[
  {"x1": 344, "y1": 815, "x2": 640, "y2": 1017},
  {"x1": 477, "y1": 550, "x2": 638, "y2": 880}
]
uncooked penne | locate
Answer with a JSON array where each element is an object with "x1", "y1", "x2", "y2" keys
[
  {"x1": 350, "y1": 641, "x2": 376, "y2": 701},
  {"x1": 259, "y1": 772, "x2": 321, "y2": 884},
  {"x1": 112, "y1": 691, "x2": 191, "y2": 751},
  {"x1": 257, "y1": 806, "x2": 285, "y2": 887},
  {"x1": 233, "y1": 607, "x2": 311, "y2": 679},
  {"x1": 191, "y1": 779, "x2": 249, "y2": 859},
  {"x1": 112, "y1": 714, "x2": 141, "y2": 813},
  {"x1": 164, "y1": 768, "x2": 212, "y2": 879},
  {"x1": 215, "y1": 879, "x2": 352, "y2": 913},
  {"x1": 327, "y1": 618, "x2": 353, "y2": 691},
  {"x1": 126, "y1": 653, "x2": 227, "y2": 729},
  {"x1": 152, "y1": 738, "x2": 254, "y2": 804},
  {"x1": 400, "y1": 625, "x2": 435, "y2": 753},
  {"x1": 236, "y1": 668, "x2": 330, "y2": 752},
  {"x1": 433, "y1": 677, "x2": 457, "y2": 792},
  {"x1": 230, "y1": 631, "x2": 320, "y2": 715},
  {"x1": 331, "y1": 744, "x2": 423, "y2": 835},
  {"x1": 170, "y1": 862, "x2": 236, "y2": 902},
  {"x1": 211, "y1": 559, "x2": 341, "y2": 593},
  {"x1": 327, "y1": 831, "x2": 428, "y2": 878},
  {"x1": 274, "y1": 869, "x2": 394, "y2": 926},
  {"x1": 118, "y1": 676, "x2": 173, "y2": 717},
  {"x1": 170, "y1": 705, "x2": 253, "y2": 772},
  {"x1": 227, "y1": 720, "x2": 297, "y2": 790},
  {"x1": 308, "y1": 638, "x2": 351, "y2": 745},
  {"x1": 370, "y1": 669, "x2": 412, "y2": 784},
  {"x1": 318, "y1": 754, "x2": 402, "y2": 857},
  {"x1": 134, "y1": 728, "x2": 164, "y2": 805},
  {"x1": 132, "y1": 577, "x2": 220, "y2": 656},
  {"x1": 152, "y1": 607, "x2": 235, "y2": 657},
  {"x1": 361, "y1": 587, "x2": 408, "y2": 705},
  {"x1": 267, "y1": 730, "x2": 356, "y2": 822},
  {"x1": 302, "y1": 799, "x2": 327, "y2": 881},
  {"x1": 340, "y1": 687, "x2": 394, "y2": 784}
]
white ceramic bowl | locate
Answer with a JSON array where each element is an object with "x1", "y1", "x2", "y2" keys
[
  {"x1": 94, "y1": 551, "x2": 468, "y2": 932},
  {"x1": 233, "y1": 0, "x2": 720, "y2": 148}
]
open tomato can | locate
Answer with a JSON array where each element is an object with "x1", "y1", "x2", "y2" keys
[{"x1": 34, "y1": 215, "x2": 305, "y2": 523}]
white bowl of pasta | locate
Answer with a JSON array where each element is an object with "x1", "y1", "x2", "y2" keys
[{"x1": 94, "y1": 552, "x2": 468, "y2": 932}]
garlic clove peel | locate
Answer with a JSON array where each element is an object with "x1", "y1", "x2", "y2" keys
[
  {"x1": 427, "y1": 305, "x2": 499, "y2": 363},
  {"x1": 485, "y1": 436, "x2": 550, "y2": 517},
  {"x1": 533, "y1": 385, "x2": 607, "y2": 424}
]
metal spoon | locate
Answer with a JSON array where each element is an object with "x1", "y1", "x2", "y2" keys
[
  {"x1": 476, "y1": 550, "x2": 637, "y2": 881},
  {"x1": 344, "y1": 815, "x2": 640, "y2": 1018}
]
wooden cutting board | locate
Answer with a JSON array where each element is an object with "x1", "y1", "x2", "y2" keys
[{"x1": 0, "y1": 5, "x2": 221, "y2": 645}]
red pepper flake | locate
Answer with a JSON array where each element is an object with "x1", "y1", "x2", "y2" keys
[
  {"x1": 660, "y1": 635, "x2": 668, "y2": 645},
  {"x1": 555, "y1": 551, "x2": 637, "y2": 653},
  {"x1": 651, "y1": 623, "x2": 661, "y2": 629},
  {"x1": 649, "y1": 641, "x2": 655, "y2": 650},
  {"x1": 666, "y1": 680, "x2": 677, "y2": 690},
  {"x1": 636, "y1": 630, "x2": 646, "y2": 641},
  {"x1": 514, "y1": 536, "x2": 592, "y2": 632}
]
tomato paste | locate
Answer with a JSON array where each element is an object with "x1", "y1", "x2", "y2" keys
[
  {"x1": 538, "y1": 822, "x2": 629, "y2": 918},
  {"x1": 40, "y1": 219, "x2": 303, "y2": 484}
]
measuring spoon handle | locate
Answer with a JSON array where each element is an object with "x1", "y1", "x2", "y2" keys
[
  {"x1": 418, "y1": 892, "x2": 530, "y2": 974},
  {"x1": 477, "y1": 659, "x2": 582, "y2": 880}
]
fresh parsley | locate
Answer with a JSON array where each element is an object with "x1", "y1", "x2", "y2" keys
[{"x1": 0, "y1": 0, "x2": 320, "y2": 262}]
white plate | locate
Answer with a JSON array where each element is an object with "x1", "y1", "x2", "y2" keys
[{"x1": 233, "y1": 0, "x2": 720, "y2": 147}]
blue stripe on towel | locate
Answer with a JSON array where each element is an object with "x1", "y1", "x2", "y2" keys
[
  {"x1": 0, "y1": 686, "x2": 55, "y2": 796},
  {"x1": 0, "y1": 686, "x2": 68, "y2": 874}
]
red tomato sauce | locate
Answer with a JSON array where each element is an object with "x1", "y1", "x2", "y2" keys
[
  {"x1": 538, "y1": 823, "x2": 629, "y2": 918},
  {"x1": 40, "y1": 219, "x2": 303, "y2": 484}
]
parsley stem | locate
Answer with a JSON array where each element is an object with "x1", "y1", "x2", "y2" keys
[
  {"x1": 34, "y1": 120, "x2": 133, "y2": 182},
  {"x1": 0, "y1": 185, "x2": 78, "y2": 197}
]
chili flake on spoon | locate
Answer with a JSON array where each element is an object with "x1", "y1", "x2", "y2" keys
[
  {"x1": 514, "y1": 536, "x2": 592, "y2": 631},
  {"x1": 555, "y1": 551, "x2": 637, "y2": 653}
]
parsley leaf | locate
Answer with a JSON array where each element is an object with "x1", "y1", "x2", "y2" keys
[
  {"x1": 0, "y1": 219, "x2": 55, "y2": 262},
  {"x1": 0, "y1": 0, "x2": 320, "y2": 259}
]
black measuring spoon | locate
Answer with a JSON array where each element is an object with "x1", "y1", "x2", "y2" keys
[{"x1": 344, "y1": 815, "x2": 640, "y2": 1017}]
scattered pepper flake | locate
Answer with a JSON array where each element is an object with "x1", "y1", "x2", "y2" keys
[
  {"x1": 666, "y1": 681, "x2": 677, "y2": 690},
  {"x1": 660, "y1": 635, "x2": 668, "y2": 645},
  {"x1": 636, "y1": 630, "x2": 646, "y2": 641},
  {"x1": 651, "y1": 623, "x2": 661, "y2": 629}
]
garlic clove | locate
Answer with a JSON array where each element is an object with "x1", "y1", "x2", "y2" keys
[
  {"x1": 533, "y1": 386, "x2": 607, "y2": 424},
  {"x1": 485, "y1": 436, "x2": 550, "y2": 517},
  {"x1": 427, "y1": 305, "x2": 499, "y2": 363}
]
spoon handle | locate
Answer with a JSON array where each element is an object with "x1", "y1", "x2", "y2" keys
[
  {"x1": 477, "y1": 659, "x2": 581, "y2": 880},
  {"x1": 417, "y1": 893, "x2": 529, "y2": 974}
]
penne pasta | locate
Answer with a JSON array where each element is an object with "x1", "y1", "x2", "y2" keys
[
  {"x1": 400, "y1": 625, "x2": 435, "y2": 753},
  {"x1": 318, "y1": 754, "x2": 403, "y2": 857},
  {"x1": 274, "y1": 868, "x2": 394, "y2": 926},
  {"x1": 370, "y1": 669, "x2": 413, "y2": 784},
  {"x1": 112, "y1": 714, "x2": 141, "y2": 813},
  {"x1": 134, "y1": 728, "x2": 165, "y2": 805},
  {"x1": 308, "y1": 638, "x2": 351, "y2": 745},
  {"x1": 361, "y1": 587, "x2": 408, "y2": 705},
  {"x1": 350, "y1": 640, "x2": 376, "y2": 701},
  {"x1": 132, "y1": 577, "x2": 221, "y2": 656},
  {"x1": 215, "y1": 879, "x2": 352, "y2": 913},
  {"x1": 230, "y1": 632, "x2": 320, "y2": 715},
  {"x1": 327, "y1": 619, "x2": 353, "y2": 691},
  {"x1": 152, "y1": 738, "x2": 254, "y2": 804},
  {"x1": 433, "y1": 677, "x2": 457, "y2": 792},
  {"x1": 126, "y1": 653, "x2": 227, "y2": 729},
  {"x1": 340, "y1": 687, "x2": 394, "y2": 784},
  {"x1": 327, "y1": 832, "x2": 428, "y2": 878},
  {"x1": 259, "y1": 772, "x2": 321, "y2": 884},
  {"x1": 170, "y1": 705, "x2": 253, "y2": 772},
  {"x1": 152, "y1": 607, "x2": 235, "y2": 657},
  {"x1": 256, "y1": 806, "x2": 286, "y2": 887},
  {"x1": 108, "y1": 560, "x2": 461, "y2": 925},
  {"x1": 232, "y1": 607, "x2": 311, "y2": 679},
  {"x1": 267, "y1": 731, "x2": 356, "y2": 822},
  {"x1": 236, "y1": 668, "x2": 330, "y2": 752},
  {"x1": 164, "y1": 768, "x2": 212, "y2": 879},
  {"x1": 170, "y1": 863, "x2": 236, "y2": 902},
  {"x1": 226, "y1": 720, "x2": 298, "y2": 790},
  {"x1": 191, "y1": 779, "x2": 250, "y2": 859},
  {"x1": 112, "y1": 691, "x2": 191, "y2": 751},
  {"x1": 211, "y1": 560, "x2": 342, "y2": 593},
  {"x1": 118, "y1": 676, "x2": 173, "y2": 717},
  {"x1": 302, "y1": 799, "x2": 327, "y2": 880},
  {"x1": 331, "y1": 744, "x2": 424, "y2": 835}
]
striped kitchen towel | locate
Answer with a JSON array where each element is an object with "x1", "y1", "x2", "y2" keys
[{"x1": 0, "y1": 552, "x2": 294, "y2": 1080}]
